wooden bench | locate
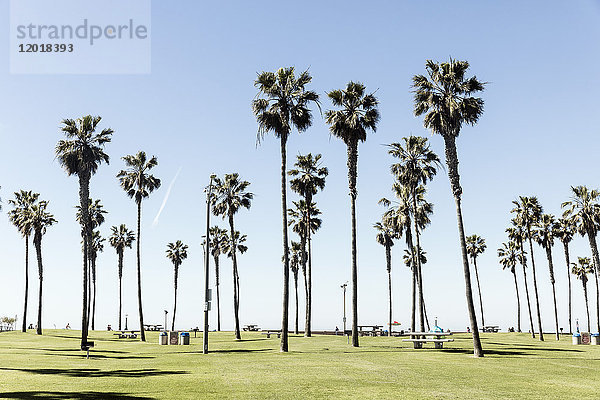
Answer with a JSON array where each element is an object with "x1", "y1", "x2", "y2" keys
[
  {"x1": 243, "y1": 324, "x2": 260, "y2": 332},
  {"x1": 113, "y1": 330, "x2": 139, "y2": 339},
  {"x1": 402, "y1": 332, "x2": 454, "y2": 349},
  {"x1": 261, "y1": 330, "x2": 281, "y2": 338},
  {"x1": 482, "y1": 325, "x2": 500, "y2": 333}
]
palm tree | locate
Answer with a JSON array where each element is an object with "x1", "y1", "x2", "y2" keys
[
  {"x1": 117, "y1": 151, "x2": 161, "y2": 341},
  {"x1": 466, "y1": 235, "x2": 487, "y2": 327},
  {"x1": 388, "y1": 136, "x2": 440, "y2": 332},
  {"x1": 498, "y1": 241, "x2": 521, "y2": 332},
  {"x1": 413, "y1": 59, "x2": 485, "y2": 357},
  {"x1": 325, "y1": 81, "x2": 379, "y2": 347},
  {"x1": 55, "y1": 115, "x2": 112, "y2": 348},
  {"x1": 30, "y1": 199, "x2": 57, "y2": 335},
  {"x1": 556, "y1": 217, "x2": 576, "y2": 334},
  {"x1": 289, "y1": 241, "x2": 302, "y2": 334},
  {"x1": 511, "y1": 196, "x2": 544, "y2": 341},
  {"x1": 572, "y1": 257, "x2": 593, "y2": 332},
  {"x1": 562, "y1": 186, "x2": 600, "y2": 334},
  {"x1": 8, "y1": 190, "x2": 40, "y2": 332},
  {"x1": 289, "y1": 153, "x2": 328, "y2": 337},
  {"x1": 253, "y1": 67, "x2": 319, "y2": 352},
  {"x1": 89, "y1": 230, "x2": 105, "y2": 330},
  {"x1": 374, "y1": 218, "x2": 396, "y2": 336},
  {"x1": 403, "y1": 246, "x2": 429, "y2": 328},
  {"x1": 507, "y1": 220, "x2": 533, "y2": 335},
  {"x1": 201, "y1": 226, "x2": 229, "y2": 331},
  {"x1": 166, "y1": 240, "x2": 189, "y2": 331},
  {"x1": 532, "y1": 213, "x2": 561, "y2": 340},
  {"x1": 212, "y1": 173, "x2": 253, "y2": 340},
  {"x1": 108, "y1": 224, "x2": 135, "y2": 330}
]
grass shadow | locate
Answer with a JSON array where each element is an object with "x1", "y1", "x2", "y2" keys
[
  {"x1": 0, "y1": 367, "x2": 188, "y2": 378},
  {"x1": 0, "y1": 391, "x2": 155, "y2": 399},
  {"x1": 179, "y1": 348, "x2": 272, "y2": 354}
]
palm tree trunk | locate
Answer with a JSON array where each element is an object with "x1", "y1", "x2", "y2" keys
[
  {"x1": 527, "y1": 232, "x2": 544, "y2": 341},
  {"x1": 78, "y1": 173, "x2": 91, "y2": 348},
  {"x1": 512, "y1": 269, "x2": 521, "y2": 332},
  {"x1": 34, "y1": 232, "x2": 43, "y2": 335},
  {"x1": 412, "y1": 195, "x2": 426, "y2": 333},
  {"x1": 583, "y1": 281, "x2": 591, "y2": 332},
  {"x1": 347, "y1": 140, "x2": 359, "y2": 347},
  {"x1": 172, "y1": 265, "x2": 178, "y2": 331},
  {"x1": 405, "y1": 226, "x2": 416, "y2": 332},
  {"x1": 473, "y1": 257, "x2": 485, "y2": 327},
  {"x1": 545, "y1": 246, "x2": 560, "y2": 340},
  {"x1": 213, "y1": 255, "x2": 221, "y2": 331},
  {"x1": 585, "y1": 231, "x2": 600, "y2": 334},
  {"x1": 300, "y1": 233, "x2": 308, "y2": 337},
  {"x1": 228, "y1": 212, "x2": 241, "y2": 340},
  {"x1": 306, "y1": 216, "x2": 313, "y2": 338},
  {"x1": 442, "y1": 135, "x2": 483, "y2": 357},
  {"x1": 91, "y1": 255, "x2": 96, "y2": 331},
  {"x1": 294, "y1": 271, "x2": 299, "y2": 334},
  {"x1": 563, "y1": 242, "x2": 572, "y2": 334},
  {"x1": 280, "y1": 136, "x2": 290, "y2": 352},
  {"x1": 86, "y1": 245, "x2": 91, "y2": 330},
  {"x1": 118, "y1": 251, "x2": 123, "y2": 331},
  {"x1": 136, "y1": 201, "x2": 146, "y2": 341},
  {"x1": 386, "y1": 244, "x2": 392, "y2": 336},
  {"x1": 22, "y1": 236, "x2": 29, "y2": 332},
  {"x1": 520, "y1": 241, "x2": 535, "y2": 337}
]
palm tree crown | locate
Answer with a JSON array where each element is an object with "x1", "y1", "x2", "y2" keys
[
  {"x1": 532, "y1": 214, "x2": 559, "y2": 249},
  {"x1": 388, "y1": 136, "x2": 440, "y2": 190},
  {"x1": 498, "y1": 242, "x2": 518, "y2": 273},
  {"x1": 8, "y1": 191, "x2": 40, "y2": 237},
  {"x1": 212, "y1": 174, "x2": 253, "y2": 217},
  {"x1": 562, "y1": 186, "x2": 600, "y2": 237},
  {"x1": 117, "y1": 151, "x2": 161, "y2": 204},
  {"x1": 466, "y1": 235, "x2": 487, "y2": 260},
  {"x1": 109, "y1": 224, "x2": 135, "y2": 256},
  {"x1": 166, "y1": 240, "x2": 189, "y2": 267},
  {"x1": 572, "y1": 257, "x2": 593, "y2": 283}
]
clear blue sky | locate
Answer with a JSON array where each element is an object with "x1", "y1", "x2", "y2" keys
[{"x1": 1, "y1": 0, "x2": 600, "y2": 333}]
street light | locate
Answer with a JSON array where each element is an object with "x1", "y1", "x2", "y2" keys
[
  {"x1": 125, "y1": 314, "x2": 128, "y2": 331},
  {"x1": 164, "y1": 310, "x2": 168, "y2": 331},
  {"x1": 340, "y1": 282, "x2": 348, "y2": 335},
  {"x1": 203, "y1": 174, "x2": 216, "y2": 354}
]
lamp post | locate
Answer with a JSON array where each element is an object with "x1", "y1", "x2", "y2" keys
[
  {"x1": 164, "y1": 310, "x2": 168, "y2": 331},
  {"x1": 341, "y1": 282, "x2": 348, "y2": 335},
  {"x1": 125, "y1": 314, "x2": 128, "y2": 331},
  {"x1": 203, "y1": 174, "x2": 216, "y2": 354}
]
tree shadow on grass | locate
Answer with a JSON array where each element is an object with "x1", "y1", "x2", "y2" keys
[
  {"x1": 178, "y1": 348, "x2": 272, "y2": 354},
  {"x1": 0, "y1": 367, "x2": 188, "y2": 378},
  {"x1": 441, "y1": 347, "x2": 583, "y2": 357},
  {"x1": 0, "y1": 391, "x2": 155, "y2": 399}
]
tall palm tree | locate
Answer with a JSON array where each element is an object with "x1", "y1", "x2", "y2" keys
[
  {"x1": 289, "y1": 241, "x2": 302, "y2": 334},
  {"x1": 88, "y1": 230, "x2": 105, "y2": 330},
  {"x1": 562, "y1": 186, "x2": 600, "y2": 334},
  {"x1": 117, "y1": 151, "x2": 161, "y2": 342},
  {"x1": 30, "y1": 199, "x2": 57, "y2": 335},
  {"x1": 223, "y1": 229, "x2": 248, "y2": 313},
  {"x1": 166, "y1": 240, "x2": 189, "y2": 331},
  {"x1": 403, "y1": 246, "x2": 429, "y2": 328},
  {"x1": 572, "y1": 257, "x2": 593, "y2": 332},
  {"x1": 8, "y1": 190, "x2": 40, "y2": 332},
  {"x1": 374, "y1": 218, "x2": 396, "y2": 336},
  {"x1": 507, "y1": 220, "x2": 533, "y2": 335},
  {"x1": 212, "y1": 173, "x2": 253, "y2": 340},
  {"x1": 388, "y1": 136, "x2": 440, "y2": 332},
  {"x1": 253, "y1": 67, "x2": 319, "y2": 352},
  {"x1": 201, "y1": 226, "x2": 229, "y2": 331},
  {"x1": 498, "y1": 241, "x2": 521, "y2": 333},
  {"x1": 556, "y1": 217, "x2": 576, "y2": 334},
  {"x1": 289, "y1": 153, "x2": 328, "y2": 337},
  {"x1": 532, "y1": 213, "x2": 561, "y2": 340},
  {"x1": 55, "y1": 115, "x2": 112, "y2": 348},
  {"x1": 325, "y1": 81, "x2": 379, "y2": 347},
  {"x1": 413, "y1": 59, "x2": 485, "y2": 357},
  {"x1": 511, "y1": 196, "x2": 544, "y2": 341},
  {"x1": 466, "y1": 234, "x2": 487, "y2": 327},
  {"x1": 108, "y1": 224, "x2": 135, "y2": 330}
]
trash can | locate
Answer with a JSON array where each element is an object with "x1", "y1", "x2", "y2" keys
[
  {"x1": 168, "y1": 331, "x2": 179, "y2": 345},
  {"x1": 179, "y1": 332, "x2": 190, "y2": 345},
  {"x1": 572, "y1": 333, "x2": 581, "y2": 345},
  {"x1": 592, "y1": 334, "x2": 600, "y2": 345},
  {"x1": 159, "y1": 332, "x2": 168, "y2": 345}
]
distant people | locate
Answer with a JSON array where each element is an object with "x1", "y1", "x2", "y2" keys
[
  {"x1": 28, "y1": 323, "x2": 33, "y2": 330},
  {"x1": 65, "y1": 323, "x2": 70, "y2": 329},
  {"x1": 467, "y1": 326, "x2": 471, "y2": 333},
  {"x1": 107, "y1": 324, "x2": 112, "y2": 331},
  {"x1": 335, "y1": 326, "x2": 339, "y2": 335}
]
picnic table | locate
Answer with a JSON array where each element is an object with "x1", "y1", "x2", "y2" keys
[
  {"x1": 482, "y1": 325, "x2": 500, "y2": 333},
  {"x1": 402, "y1": 331, "x2": 454, "y2": 349},
  {"x1": 113, "y1": 330, "x2": 140, "y2": 339},
  {"x1": 143, "y1": 324, "x2": 163, "y2": 331},
  {"x1": 243, "y1": 324, "x2": 260, "y2": 332},
  {"x1": 357, "y1": 325, "x2": 384, "y2": 336},
  {"x1": 261, "y1": 329, "x2": 281, "y2": 338}
]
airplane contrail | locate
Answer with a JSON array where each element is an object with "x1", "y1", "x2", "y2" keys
[{"x1": 153, "y1": 166, "x2": 182, "y2": 227}]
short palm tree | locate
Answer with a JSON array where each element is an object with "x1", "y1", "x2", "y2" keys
[
  {"x1": 289, "y1": 241, "x2": 302, "y2": 334},
  {"x1": 8, "y1": 190, "x2": 40, "y2": 332},
  {"x1": 498, "y1": 241, "x2": 521, "y2": 333},
  {"x1": 466, "y1": 234, "x2": 487, "y2": 327},
  {"x1": 403, "y1": 245, "x2": 429, "y2": 327},
  {"x1": 511, "y1": 196, "x2": 544, "y2": 341},
  {"x1": 166, "y1": 240, "x2": 189, "y2": 331},
  {"x1": 556, "y1": 217, "x2": 576, "y2": 334},
  {"x1": 325, "y1": 81, "x2": 379, "y2": 347},
  {"x1": 56, "y1": 115, "x2": 112, "y2": 348},
  {"x1": 253, "y1": 67, "x2": 319, "y2": 352},
  {"x1": 532, "y1": 213, "x2": 561, "y2": 340},
  {"x1": 507, "y1": 220, "x2": 533, "y2": 336},
  {"x1": 201, "y1": 226, "x2": 229, "y2": 331},
  {"x1": 572, "y1": 257, "x2": 593, "y2": 332},
  {"x1": 388, "y1": 136, "x2": 440, "y2": 332},
  {"x1": 413, "y1": 59, "x2": 485, "y2": 357},
  {"x1": 212, "y1": 173, "x2": 253, "y2": 340},
  {"x1": 562, "y1": 186, "x2": 600, "y2": 334},
  {"x1": 374, "y1": 218, "x2": 396, "y2": 336},
  {"x1": 108, "y1": 224, "x2": 135, "y2": 330},
  {"x1": 117, "y1": 151, "x2": 161, "y2": 341},
  {"x1": 289, "y1": 153, "x2": 328, "y2": 337},
  {"x1": 30, "y1": 199, "x2": 57, "y2": 335}
]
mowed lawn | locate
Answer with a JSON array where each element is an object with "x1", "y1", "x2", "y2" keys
[{"x1": 1, "y1": 330, "x2": 599, "y2": 399}]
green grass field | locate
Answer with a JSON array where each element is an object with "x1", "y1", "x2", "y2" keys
[{"x1": 0, "y1": 330, "x2": 599, "y2": 399}]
